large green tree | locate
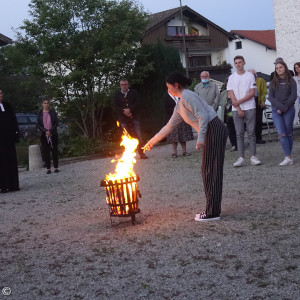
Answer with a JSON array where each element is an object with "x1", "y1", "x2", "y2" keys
[
  {"x1": 133, "y1": 42, "x2": 184, "y2": 137},
  {"x1": 0, "y1": 40, "x2": 46, "y2": 113},
  {"x1": 18, "y1": 0, "x2": 150, "y2": 138}
]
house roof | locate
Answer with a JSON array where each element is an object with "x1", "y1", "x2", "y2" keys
[
  {"x1": 230, "y1": 30, "x2": 276, "y2": 50},
  {"x1": 147, "y1": 6, "x2": 234, "y2": 39},
  {"x1": 0, "y1": 33, "x2": 13, "y2": 46}
]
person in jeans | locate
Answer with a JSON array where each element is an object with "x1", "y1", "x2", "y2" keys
[
  {"x1": 268, "y1": 60, "x2": 297, "y2": 166},
  {"x1": 36, "y1": 99, "x2": 59, "y2": 174},
  {"x1": 114, "y1": 78, "x2": 148, "y2": 159},
  {"x1": 143, "y1": 71, "x2": 228, "y2": 222},
  {"x1": 227, "y1": 55, "x2": 261, "y2": 167}
]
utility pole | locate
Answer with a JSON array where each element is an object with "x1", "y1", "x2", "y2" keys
[{"x1": 179, "y1": 0, "x2": 189, "y2": 77}]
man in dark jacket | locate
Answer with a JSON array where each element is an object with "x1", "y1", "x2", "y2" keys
[
  {"x1": 0, "y1": 89, "x2": 20, "y2": 193},
  {"x1": 113, "y1": 79, "x2": 148, "y2": 159}
]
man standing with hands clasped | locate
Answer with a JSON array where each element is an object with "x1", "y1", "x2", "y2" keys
[
  {"x1": 114, "y1": 78, "x2": 148, "y2": 159},
  {"x1": 227, "y1": 56, "x2": 262, "y2": 167}
]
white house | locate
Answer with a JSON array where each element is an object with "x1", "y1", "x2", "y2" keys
[{"x1": 228, "y1": 30, "x2": 277, "y2": 78}]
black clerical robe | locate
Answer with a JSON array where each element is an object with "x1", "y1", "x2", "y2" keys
[{"x1": 0, "y1": 102, "x2": 19, "y2": 191}]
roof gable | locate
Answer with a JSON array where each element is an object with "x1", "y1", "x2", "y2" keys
[
  {"x1": 0, "y1": 33, "x2": 13, "y2": 46},
  {"x1": 147, "y1": 6, "x2": 234, "y2": 38},
  {"x1": 230, "y1": 30, "x2": 276, "y2": 50}
]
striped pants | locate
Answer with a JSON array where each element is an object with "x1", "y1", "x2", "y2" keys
[{"x1": 202, "y1": 117, "x2": 228, "y2": 216}]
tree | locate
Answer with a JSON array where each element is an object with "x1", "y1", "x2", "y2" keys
[
  {"x1": 0, "y1": 41, "x2": 47, "y2": 113},
  {"x1": 18, "y1": 0, "x2": 150, "y2": 138},
  {"x1": 132, "y1": 42, "x2": 184, "y2": 137}
]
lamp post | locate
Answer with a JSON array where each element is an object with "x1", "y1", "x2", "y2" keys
[{"x1": 179, "y1": 0, "x2": 189, "y2": 77}]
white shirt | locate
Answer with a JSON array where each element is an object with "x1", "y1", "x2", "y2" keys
[
  {"x1": 227, "y1": 71, "x2": 256, "y2": 111},
  {"x1": 0, "y1": 103, "x2": 5, "y2": 112}
]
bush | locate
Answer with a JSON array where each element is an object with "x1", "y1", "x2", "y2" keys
[
  {"x1": 58, "y1": 135, "x2": 121, "y2": 158},
  {"x1": 16, "y1": 140, "x2": 31, "y2": 168}
]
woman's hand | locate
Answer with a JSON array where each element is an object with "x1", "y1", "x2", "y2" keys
[
  {"x1": 142, "y1": 142, "x2": 152, "y2": 152},
  {"x1": 277, "y1": 109, "x2": 282, "y2": 115},
  {"x1": 196, "y1": 141, "x2": 205, "y2": 151}
]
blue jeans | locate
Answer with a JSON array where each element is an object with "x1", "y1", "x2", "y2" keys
[{"x1": 272, "y1": 106, "x2": 295, "y2": 156}]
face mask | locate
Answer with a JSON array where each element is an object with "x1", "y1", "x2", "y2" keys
[{"x1": 201, "y1": 79, "x2": 209, "y2": 83}]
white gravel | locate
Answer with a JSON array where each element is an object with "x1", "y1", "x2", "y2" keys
[{"x1": 1, "y1": 130, "x2": 299, "y2": 300}]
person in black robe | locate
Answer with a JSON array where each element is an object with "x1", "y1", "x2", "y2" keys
[{"x1": 0, "y1": 89, "x2": 20, "y2": 193}]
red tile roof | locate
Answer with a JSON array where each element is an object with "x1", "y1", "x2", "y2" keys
[{"x1": 230, "y1": 30, "x2": 276, "y2": 50}]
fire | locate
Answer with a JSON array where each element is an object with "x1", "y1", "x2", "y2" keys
[
  {"x1": 105, "y1": 124, "x2": 139, "y2": 181},
  {"x1": 103, "y1": 123, "x2": 139, "y2": 215}
]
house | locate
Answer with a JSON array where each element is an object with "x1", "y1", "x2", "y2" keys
[
  {"x1": 229, "y1": 30, "x2": 277, "y2": 80},
  {"x1": 0, "y1": 33, "x2": 12, "y2": 47},
  {"x1": 143, "y1": 6, "x2": 235, "y2": 82}
]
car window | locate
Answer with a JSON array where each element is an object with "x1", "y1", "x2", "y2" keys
[
  {"x1": 17, "y1": 116, "x2": 28, "y2": 124},
  {"x1": 29, "y1": 116, "x2": 37, "y2": 123}
]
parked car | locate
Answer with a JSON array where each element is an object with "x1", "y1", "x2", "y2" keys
[
  {"x1": 16, "y1": 113, "x2": 40, "y2": 140},
  {"x1": 16, "y1": 113, "x2": 69, "y2": 140}
]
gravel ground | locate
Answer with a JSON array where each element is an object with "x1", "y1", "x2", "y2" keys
[{"x1": 1, "y1": 130, "x2": 299, "y2": 300}]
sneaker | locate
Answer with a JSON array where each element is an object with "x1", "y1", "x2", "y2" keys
[
  {"x1": 230, "y1": 146, "x2": 237, "y2": 152},
  {"x1": 233, "y1": 157, "x2": 244, "y2": 167},
  {"x1": 256, "y1": 139, "x2": 266, "y2": 144},
  {"x1": 46, "y1": 170, "x2": 51, "y2": 174},
  {"x1": 182, "y1": 152, "x2": 191, "y2": 157},
  {"x1": 195, "y1": 212, "x2": 220, "y2": 222},
  {"x1": 171, "y1": 154, "x2": 177, "y2": 158},
  {"x1": 279, "y1": 157, "x2": 293, "y2": 166},
  {"x1": 251, "y1": 156, "x2": 261, "y2": 166}
]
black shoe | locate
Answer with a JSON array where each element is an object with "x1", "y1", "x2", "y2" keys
[
  {"x1": 54, "y1": 169, "x2": 59, "y2": 173},
  {"x1": 47, "y1": 170, "x2": 51, "y2": 174},
  {"x1": 139, "y1": 153, "x2": 148, "y2": 159},
  {"x1": 256, "y1": 140, "x2": 266, "y2": 144},
  {"x1": 1, "y1": 189, "x2": 8, "y2": 193},
  {"x1": 9, "y1": 187, "x2": 20, "y2": 192}
]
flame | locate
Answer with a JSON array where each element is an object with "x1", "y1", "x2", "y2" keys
[
  {"x1": 104, "y1": 123, "x2": 139, "y2": 215},
  {"x1": 105, "y1": 125, "x2": 139, "y2": 181}
]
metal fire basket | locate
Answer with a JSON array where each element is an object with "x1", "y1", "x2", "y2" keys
[{"x1": 100, "y1": 175, "x2": 141, "y2": 225}]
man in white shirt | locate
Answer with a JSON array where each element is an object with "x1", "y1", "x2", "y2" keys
[{"x1": 227, "y1": 56, "x2": 261, "y2": 167}]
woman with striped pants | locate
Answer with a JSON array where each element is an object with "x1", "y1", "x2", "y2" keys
[{"x1": 143, "y1": 71, "x2": 228, "y2": 221}]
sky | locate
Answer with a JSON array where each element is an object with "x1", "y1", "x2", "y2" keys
[{"x1": 1, "y1": 0, "x2": 274, "y2": 40}]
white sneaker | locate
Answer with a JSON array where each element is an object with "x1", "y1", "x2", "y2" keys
[
  {"x1": 279, "y1": 157, "x2": 293, "y2": 166},
  {"x1": 233, "y1": 157, "x2": 244, "y2": 167},
  {"x1": 195, "y1": 212, "x2": 220, "y2": 222},
  {"x1": 251, "y1": 156, "x2": 261, "y2": 166},
  {"x1": 230, "y1": 146, "x2": 237, "y2": 152}
]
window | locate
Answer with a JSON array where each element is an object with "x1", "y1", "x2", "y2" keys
[
  {"x1": 235, "y1": 41, "x2": 242, "y2": 49},
  {"x1": 189, "y1": 55, "x2": 211, "y2": 67},
  {"x1": 17, "y1": 116, "x2": 28, "y2": 124},
  {"x1": 168, "y1": 26, "x2": 185, "y2": 36},
  {"x1": 191, "y1": 28, "x2": 199, "y2": 36}
]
